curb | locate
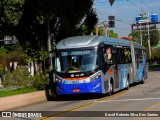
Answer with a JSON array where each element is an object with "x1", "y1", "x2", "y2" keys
[{"x1": 0, "y1": 91, "x2": 47, "y2": 111}]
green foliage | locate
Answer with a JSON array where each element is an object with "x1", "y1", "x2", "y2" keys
[
  {"x1": 22, "y1": 46, "x2": 47, "y2": 62},
  {"x1": 1, "y1": 0, "x2": 97, "y2": 50},
  {"x1": 83, "y1": 8, "x2": 98, "y2": 35},
  {"x1": 0, "y1": 45, "x2": 25, "y2": 71},
  {"x1": 3, "y1": 67, "x2": 31, "y2": 88},
  {"x1": 97, "y1": 27, "x2": 105, "y2": 35},
  {"x1": 129, "y1": 28, "x2": 160, "y2": 48},
  {"x1": 0, "y1": 87, "x2": 37, "y2": 98},
  {"x1": 0, "y1": 64, "x2": 3, "y2": 75},
  {"x1": 150, "y1": 30, "x2": 160, "y2": 46},
  {"x1": 109, "y1": 29, "x2": 118, "y2": 38},
  {"x1": 0, "y1": 0, "x2": 97, "y2": 71},
  {"x1": 31, "y1": 73, "x2": 49, "y2": 90},
  {"x1": 92, "y1": 27, "x2": 119, "y2": 37},
  {"x1": 0, "y1": 0, "x2": 25, "y2": 25},
  {"x1": 0, "y1": 0, "x2": 25, "y2": 36},
  {"x1": 151, "y1": 48, "x2": 160, "y2": 62},
  {"x1": 3, "y1": 67, "x2": 49, "y2": 90},
  {"x1": 0, "y1": 46, "x2": 8, "y2": 69},
  {"x1": 129, "y1": 28, "x2": 160, "y2": 63}
]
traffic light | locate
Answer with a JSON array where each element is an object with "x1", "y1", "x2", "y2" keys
[{"x1": 108, "y1": 16, "x2": 115, "y2": 28}]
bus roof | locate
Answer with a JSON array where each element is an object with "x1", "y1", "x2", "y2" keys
[{"x1": 56, "y1": 35, "x2": 145, "y2": 50}]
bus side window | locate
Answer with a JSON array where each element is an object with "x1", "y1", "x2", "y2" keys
[
  {"x1": 138, "y1": 50, "x2": 143, "y2": 63},
  {"x1": 135, "y1": 49, "x2": 139, "y2": 68},
  {"x1": 102, "y1": 46, "x2": 113, "y2": 65},
  {"x1": 117, "y1": 48, "x2": 125, "y2": 64},
  {"x1": 124, "y1": 48, "x2": 132, "y2": 63}
]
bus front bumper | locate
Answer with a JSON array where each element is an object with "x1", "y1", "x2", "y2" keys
[{"x1": 56, "y1": 78, "x2": 102, "y2": 95}]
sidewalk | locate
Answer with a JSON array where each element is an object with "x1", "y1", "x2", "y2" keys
[{"x1": 0, "y1": 90, "x2": 47, "y2": 111}]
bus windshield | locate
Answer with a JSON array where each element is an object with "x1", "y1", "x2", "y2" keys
[{"x1": 55, "y1": 49, "x2": 99, "y2": 73}]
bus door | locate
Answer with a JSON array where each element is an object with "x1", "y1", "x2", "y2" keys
[
  {"x1": 104, "y1": 46, "x2": 119, "y2": 89},
  {"x1": 135, "y1": 49, "x2": 141, "y2": 81},
  {"x1": 135, "y1": 50, "x2": 139, "y2": 71},
  {"x1": 135, "y1": 49, "x2": 144, "y2": 81},
  {"x1": 112, "y1": 47, "x2": 119, "y2": 89}
]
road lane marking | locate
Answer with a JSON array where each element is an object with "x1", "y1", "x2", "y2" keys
[
  {"x1": 39, "y1": 91, "x2": 127, "y2": 120},
  {"x1": 94, "y1": 98, "x2": 160, "y2": 103},
  {"x1": 146, "y1": 102, "x2": 160, "y2": 111}
]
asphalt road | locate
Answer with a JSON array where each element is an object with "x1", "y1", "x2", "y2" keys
[{"x1": 2, "y1": 71, "x2": 160, "y2": 120}]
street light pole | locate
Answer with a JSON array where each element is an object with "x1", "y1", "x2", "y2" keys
[{"x1": 147, "y1": 22, "x2": 152, "y2": 62}]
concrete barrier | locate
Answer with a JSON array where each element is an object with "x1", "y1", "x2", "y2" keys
[{"x1": 0, "y1": 91, "x2": 47, "y2": 111}]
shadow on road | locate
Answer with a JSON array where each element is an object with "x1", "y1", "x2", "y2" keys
[
  {"x1": 45, "y1": 82, "x2": 144, "y2": 102},
  {"x1": 45, "y1": 87, "x2": 107, "y2": 101}
]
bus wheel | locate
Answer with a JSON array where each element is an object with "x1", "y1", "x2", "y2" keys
[
  {"x1": 108, "y1": 81, "x2": 113, "y2": 96},
  {"x1": 125, "y1": 76, "x2": 130, "y2": 90},
  {"x1": 45, "y1": 84, "x2": 58, "y2": 101},
  {"x1": 140, "y1": 76, "x2": 145, "y2": 84}
]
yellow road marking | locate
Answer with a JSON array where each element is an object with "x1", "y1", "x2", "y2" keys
[
  {"x1": 146, "y1": 102, "x2": 160, "y2": 111},
  {"x1": 39, "y1": 91, "x2": 127, "y2": 120}
]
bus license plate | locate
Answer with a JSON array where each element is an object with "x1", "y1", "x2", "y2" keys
[{"x1": 72, "y1": 88, "x2": 80, "y2": 93}]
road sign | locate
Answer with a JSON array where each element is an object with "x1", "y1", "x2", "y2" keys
[
  {"x1": 109, "y1": 0, "x2": 115, "y2": 6},
  {"x1": 139, "y1": 13, "x2": 149, "y2": 23}
]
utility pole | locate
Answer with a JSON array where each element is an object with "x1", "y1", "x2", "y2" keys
[
  {"x1": 103, "y1": 21, "x2": 109, "y2": 36},
  {"x1": 147, "y1": 22, "x2": 152, "y2": 61},
  {"x1": 139, "y1": 23, "x2": 143, "y2": 45},
  {"x1": 47, "y1": 20, "x2": 53, "y2": 72},
  {"x1": 96, "y1": 24, "x2": 98, "y2": 35}
]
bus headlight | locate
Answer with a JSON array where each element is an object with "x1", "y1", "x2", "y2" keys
[
  {"x1": 90, "y1": 72, "x2": 101, "y2": 81},
  {"x1": 54, "y1": 74, "x2": 63, "y2": 83}
]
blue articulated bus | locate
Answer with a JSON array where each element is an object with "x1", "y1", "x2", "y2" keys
[{"x1": 52, "y1": 35, "x2": 147, "y2": 96}]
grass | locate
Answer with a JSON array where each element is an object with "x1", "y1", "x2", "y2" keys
[
  {"x1": 148, "y1": 64, "x2": 160, "y2": 67},
  {"x1": 0, "y1": 87, "x2": 38, "y2": 98},
  {"x1": 148, "y1": 64, "x2": 160, "y2": 71}
]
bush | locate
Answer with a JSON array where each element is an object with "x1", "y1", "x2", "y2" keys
[
  {"x1": 151, "y1": 49, "x2": 160, "y2": 64},
  {"x1": 3, "y1": 67, "x2": 31, "y2": 88},
  {"x1": 3, "y1": 67, "x2": 49, "y2": 90},
  {"x1": 0, "y1": 64, "x2": 3, "y2": 75},
  {"x1": 30, "y1": 73, "x2": 49, "y2": 90}
]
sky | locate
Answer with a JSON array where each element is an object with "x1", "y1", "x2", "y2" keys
[{"x1": 94, "y1": 0, "x2": 160, "y2": 37}]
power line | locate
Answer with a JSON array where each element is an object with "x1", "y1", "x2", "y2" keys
[
  {"x1": 95, "y1": 8, "x2": 133, "y2": 36},
  {"x1": 126, "y1": 0, "x2": 145, "y2": 13},
  {"x1": 96, "y1": 9, "x2": 132, "y2": 25},
  {"x1": 94, "y1": 0, "x2": 109, "y2": 3},
  {"x1": 132, "y1": 28, "x2": 160, "y2": 32},
  {"x1": 139, "y1": 0, "x2": 158, "y2": 14},
  {"x1": 95, "y1": 0, "x2": 124, "y2": 3},
  {"x1": 114, "y1": 27, "x2": 130, "y2": 31}
]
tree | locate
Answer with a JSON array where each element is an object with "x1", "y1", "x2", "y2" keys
[
  {"x1": 129, "y1": 28, "x2": 160, "y2": 63},
  {"x1": 82, "y1": 8, "x2": 98, "y2": 35},
  {"x1": 0, "y1": 0, "x2": 98, "y2": 68},
  {"x1": 92, "y1": 27, "x2": 104, "y2": 35},
  {"x1": 92, "y1": 27, "x2": 118, "y2": 38},
  {"x1": 0, "y1": 0, "x2": 97, "y2": 47},
  {"x1": 0, "y1": 0, "x2": 25, "y2": 35},
  {"x1": 109, "y1": 29, "x2": 118, "y2": 38},
  {"x1": 0, "y1": 45, "x2": 25, "y2": 72},
  {"x1": 129, "y1": 28, "x2": 160, "y2": 48}
]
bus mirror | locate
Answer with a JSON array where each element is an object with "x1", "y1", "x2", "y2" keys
[{"x1": 103, "y1": 54, "x2": 109, "y2": 64}]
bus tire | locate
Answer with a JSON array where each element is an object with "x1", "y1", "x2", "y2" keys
[
  {"x1": 45, "y1": 84, "x2": 58, "y2": 101},
  {"x1": 140, "y1": 76, "x2": 145, "y2": 84},
  {"x1": 108, "y1": 80, "x2": 114, "y2": 96}
]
